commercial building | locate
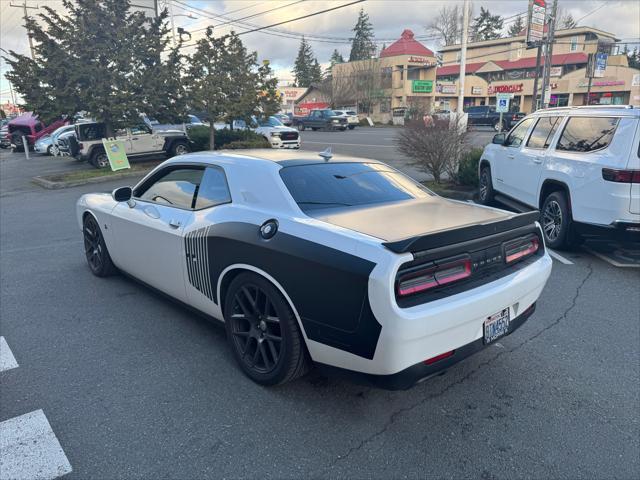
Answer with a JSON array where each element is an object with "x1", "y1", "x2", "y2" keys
[{"x1": 329, "y1": 27, "x2": 640, "y2": 123}]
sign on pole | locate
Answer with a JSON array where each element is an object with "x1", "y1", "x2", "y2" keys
[
  {"x1": 102, "y1": 139, "x2": 130, "y2": 171},
  {"x1": 526, "y1": 0, "x2": 546, "y2": 46},
  {"x1": 496, "y1": 93, "x2": 512, "y2": 113},
  {"x1": 593, "y1": 52, "x2": 608, "y2": 78}
]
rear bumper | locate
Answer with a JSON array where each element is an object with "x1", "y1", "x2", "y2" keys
[
  {"x1": 574, "y1": 220, "x2": 640, "y2": 242},
  {"x1": 317, "y1": 302, "x2": 536, "y2": 390}
]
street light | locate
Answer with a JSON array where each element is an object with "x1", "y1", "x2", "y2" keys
[{"x1": 168, "y1": 0, "x2": 197, "y2": 46}]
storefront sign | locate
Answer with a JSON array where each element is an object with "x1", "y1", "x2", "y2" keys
[
  {"x1": 412, "y1": 80, "x2": 433, "y2": 93},
  {"x1": 526, "y1": 0, "x2": 546, "y2": 45},
  {"x1": 407, "y1": 56, "x2": 435, "y2": 65},
  {"x1": 471, "y1": 86, "x2": 482, "y2": 95},
  {"x1": 488, "y1": 83, "x2": 524, "y2": 94},
  {"x1": 577, "y1": 80, "x2": 625, "y2": 88},
  {"x1": 550, "y1": 66, "x2": 562, "y2": 77},
  {"x1": 437, "y1": 84, "x2": 456, "y2": 94}
]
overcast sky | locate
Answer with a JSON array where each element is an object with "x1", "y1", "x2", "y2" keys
[{"x1": 1, "y1": 0, "x2": 639, "y2": 102}]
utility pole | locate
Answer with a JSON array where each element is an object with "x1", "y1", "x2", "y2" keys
[
  {"x1": 540, "y1": 0, "x2": 558, "y2": 109},
  {"x1": 10, "y1": 1, "x2": 39, "y2": 60},
  {"x1": 531, "y1": 44, "x2": 543, "y2": 112},
  {"x1": 168, "y1": 0, "x2": 176, "y2": 47},
  {"x1": 457, "y1": 0, "x2": 470, "y2": 126}
]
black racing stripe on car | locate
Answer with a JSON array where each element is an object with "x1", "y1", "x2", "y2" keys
[{"x1": 202, "y1": 222, "x2": 381, "y2": 360}]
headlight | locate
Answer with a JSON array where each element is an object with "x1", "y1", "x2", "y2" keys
[{"x1": 332, "y1": 119, "x2": 339, "y2": 123}]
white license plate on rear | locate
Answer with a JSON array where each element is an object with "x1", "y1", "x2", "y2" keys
[{"x1": 484, "y1": 308, "x2": 511, "y2": 344}]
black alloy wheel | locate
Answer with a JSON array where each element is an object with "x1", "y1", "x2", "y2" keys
[
  {"x1": 478, "y1": 167, "x2": 494, "y2": 205},
  {"x1": 83, "y1": 215, "x2": 116, "y2": 277},
  {"x1": 224, "y1": 273, "x2": 309, "y2": 385},
  {"x1": 541, "y1": 191, "x2": 572, "y2": 250}
]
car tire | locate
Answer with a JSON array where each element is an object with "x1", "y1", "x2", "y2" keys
[
  {"x1": 478, "y1": 166, "x2": 495, "y2": 205},
  {"x1": 224, "y1": 272, "x2": 310, "y2": 386},
  {"x1": 50, "y1": 145, "x2": 59, "y2": 156},
  {"x1": 46, "y1": 145, "x2": 53, "y2": 156},
  {"x1": 82, "y1": 214, "x2": 117, "y2": 277},
  {"x1": 348, "y1": 125, "x2": 355, "y2": 130},
  {"x1": 297, "y1": 123, "x2": 305, "y2": 131},
  {"x1": 11, "y1": 134, "x2": 24, "y2": 152},
  {"x1": 91, "y1": 150, "x2": 109, "y2": 169},
  {"x1": 541, "y1": 191, "x2": 572, "y2": 250},
  {"x1": 493, "y1": 120, "x2": 507, "y2": 132},
  {"x1": 170, "y1": 141, "x2": 190, "y2": 156},
  {"x1": 311, "y1": 127, "x2": 318, "y2": 131}
]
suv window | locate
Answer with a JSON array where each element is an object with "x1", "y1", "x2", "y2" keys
[
  {"x1": 279, "y1": 162, "x2": 431, "y2": 212},
  {"x1": 195, "y1": 167, "x2": 232, "y2": 209},
  {"x1": 556, "y1": 116, "x2": 619, "y2": 152},
  {"x1": 504, "y1": 118, "x2": 535, "y2": 147},
  {"x1": 526, "y1": 116, "x2": 561, "y2": 149},
  {"x1": 138, "y1": 168, "x2": 204, "y2": 209},
  {"x1": 130, "y1": 124, "x2": 152, "y2": 136}
]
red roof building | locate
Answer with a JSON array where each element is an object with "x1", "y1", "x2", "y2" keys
[{"x1": 380, "y1": 29, "x2": 434, "y2": 58}]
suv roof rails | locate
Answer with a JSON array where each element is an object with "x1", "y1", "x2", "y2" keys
[{"x1": 541, "y1": 105, "x2": 635, "y2": 112}]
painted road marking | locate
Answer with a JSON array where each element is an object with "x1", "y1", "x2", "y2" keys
[
  {"x1": 583, "y1": 246, "x2": 640, "y2": 268},
  {"x1": 303, "y1": 141, "x2": 395, "y2": 148},
  {"x1": 0, "y1": 409, "x2": 72, "y2": 480},
  {"x1": 548, "y1": 249, "x2": 574, "y2": 265},
  {"x1": 0, "y1": 336, "x2": 19, "y2": 372}
]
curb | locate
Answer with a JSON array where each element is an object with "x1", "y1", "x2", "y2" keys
[
  {"x1": 435, "y1": 189, "x2": 477, "y2": 201},
  {"x1": 32, "y1": 169, "x2": 149, "y2": 190}
]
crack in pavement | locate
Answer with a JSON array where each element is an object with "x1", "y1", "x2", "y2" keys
[{"x1": 319, "y1": 263, "x2": 594, "y2": 475}]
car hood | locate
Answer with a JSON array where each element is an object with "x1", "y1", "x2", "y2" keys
[
  {"x1": 309, "y1": 197, "x2": 511, "y2": 242},
  {"x1": 256, "y1": 125, "x2": 297, "y2": 133}
]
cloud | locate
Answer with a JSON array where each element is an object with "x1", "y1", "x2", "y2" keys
[{"x1": 2, "y1": 0, "x2": 639, "y2": 101}]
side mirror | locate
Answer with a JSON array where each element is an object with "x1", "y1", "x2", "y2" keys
[
  {"x1": 492, "y1": 133, "x2": 506, "y2": 145},
  {"x1": 112, "y1": 186, "x2": 132, "y2": 202}
]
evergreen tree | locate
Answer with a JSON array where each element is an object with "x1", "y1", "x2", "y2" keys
[
  {"x1": 628, "y1": 47, "x2": 640, "y2": 69},
  {"x1": 3, "y1": 0, "x2": 186, "y2": 135},
  {"x1": 349, "y1": 8, "x2": 376, "y2": 61},
  {"x1": 310, "y1": 59, "x2": 323, "y2": 84},
  {"x1": 292, "y1": 37, "x2": 316, "y2": 87},
  {"x1": 257, "y1": 60, "x2": 281, "y2": 118},
  {"x1": 325, "y1": 48, "x2": 345, "y2": 77},
  {"x1": 470, "y1": 7, "x2": 504, "y2": 41},
  {"x1": 507, "y1": 15, "x2": 525, "y2": 37}
]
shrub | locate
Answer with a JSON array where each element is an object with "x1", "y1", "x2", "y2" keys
[
  {"x1": 395, "y1": 117, "x2": 467, "y2": 183},
  {"x1": 457, "y1": 148, "x2": 483, "y2": 186},
  {"x1": 188, "y1": 126, "x2": 269, "y2": 151}
]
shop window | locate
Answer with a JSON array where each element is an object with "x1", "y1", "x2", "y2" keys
[
  {"x1": 407, "y1": 68, "x2": 420, "y2": 80},
  {"x1": 556, "y1": 117, "x2": 619, "y2": 152}
]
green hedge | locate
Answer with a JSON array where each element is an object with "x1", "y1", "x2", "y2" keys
[
  {"x1": 457, "y1": 148, "x2": 483, "y2": 186},
  {"x1": 188, "y1": 126, "x2": 270, "y2": 151}
]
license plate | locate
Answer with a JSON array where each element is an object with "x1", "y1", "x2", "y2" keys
[{"x1": 484, "y1": 308, "x2": 511, "y2": 344}]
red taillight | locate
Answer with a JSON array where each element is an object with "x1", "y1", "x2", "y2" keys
[
  {"x1": 504, "y1": 236, "x2": 539, "y2": 264},
  {"x1": 397, "y1": 257, "x2": 471, "y2": 297},
  {"x1": 424, "y1": 350, "x2": 455, "y2": 365},
  {"x1": 602, "y1": 168, "x2": 640, "y2": 184}
]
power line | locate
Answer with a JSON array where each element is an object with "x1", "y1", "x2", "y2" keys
[{"x1": 575, "y1": 3, "x2": 608, "y2": 24}]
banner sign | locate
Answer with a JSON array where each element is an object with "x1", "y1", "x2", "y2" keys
[
  {"x1": 488, "y1": 83, "x2": 523, "y2": 94},
  {"x1": 437, "y1": 84, "x2": 456, "y2": 94},
  {"x1": 594, "y1": 52, "x2": 608, "y2": 78},
  {"x1": 471, "y1": 86, "x2": 482, "y2": 95},
  {"x1": 526, "y1": 0, "x2": 546, "y2": 45},
  {"x1": 412, "y1": 80, "x2": 433, "y2": 93},
  {"x1": 102, "y1": 139, "x2": 130, "y2": 171},
  {"x1": 550, "y1": 66, "x2": 562, "y2": 77}
]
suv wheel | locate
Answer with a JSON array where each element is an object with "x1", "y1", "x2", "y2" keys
[
  {"x1": 478, "y1": 166, "x2": 495, "y2": 205},
  {"x1": 493, "y1": 120, "x2": 505, "y2": 132},
  {"x1": 91, "y1": 151, "x2": 109, "y2": 169},
  {"x1": 541, "y1": 191, "x2": 572, "y2": 250},
  {"x1": 297, "y1": 123, "x2": 305, "y2": 131},
  {"x1": 171, "y1": 141, "x2": 190, "y2": 156}
]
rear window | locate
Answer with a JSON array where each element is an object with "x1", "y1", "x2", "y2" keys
[
  {"x1": 346, "y1": 111, "x2": 357, "y2": 115},
  {"x1": 556, "y1": 116, "x2": 619, "y2": 152},
  {"x1": 279, "y1": 162, "x2": 431, "y2": 211}
]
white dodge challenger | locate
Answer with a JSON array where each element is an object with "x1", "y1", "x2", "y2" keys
[{"x1": 76, "y1": 149, "x2": 552, "y2": 389}]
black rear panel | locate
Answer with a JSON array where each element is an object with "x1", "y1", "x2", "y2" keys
[{"x1": 395, "y1": 223, "x2": 544, "y2": 308}]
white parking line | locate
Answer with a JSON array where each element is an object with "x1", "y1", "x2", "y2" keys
[
  {"x1": 0, "y1": 409, "x2": 72, "y2": 480},
  {"x1": 583, "y1": 246, "x2": 640, "y2": 268},
  {"x1": 0, "y1": 336, "x2": 19, "y2": 372},
  {"x1": 303, "y1": 141, "x2": 395, "y2": 148},
  {"x1": 548, "y1": 249, "x2": 574, "y2": 265}
]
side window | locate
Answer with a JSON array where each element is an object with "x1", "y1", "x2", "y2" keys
[
  {"x1": 195, "y1": 166, "x2": 232, "y2": 209},
  {"x1": 130, "y1": 124, "x2": 152, "y2": 136},
  {"x1": 34, "y1": 122, "x2": 44, "y2": 133},
  {"x1": 556, "y1": 117, "x2": 620, "y2": 152},
  {"x1": 114, "y1": 128, "x2": 127, "y2": 138},
  {"x1": 526, "y1": 116, "x2": 561, "y2": 149},
  {"x1": 311, "y1": 111, "x2": 319, "y2": 118},
  {"x1": 138, "y1": 167, "x2": 204, "y2": 209},
  {"x1": 504, "y1": 118, "x2": 535, "y2": 148}
]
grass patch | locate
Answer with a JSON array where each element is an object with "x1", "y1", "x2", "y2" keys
[
  {"x1": 43, "y1": 160, "x2": 162, "y2": 183},
  {"x1": 423, "y1": 180, "x2": 476, "y2": 194}
]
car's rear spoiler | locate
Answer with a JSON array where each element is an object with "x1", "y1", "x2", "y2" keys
[{"x1": 382, "y1": 211, "x2": 540, "y2": 254}]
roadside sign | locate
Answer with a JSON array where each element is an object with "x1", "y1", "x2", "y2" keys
[
  {"x1": 102, "y1": 139, "x2": 130, "y2": 171},
  {"x1": 594, "y1": 52, "x2": 608, "y2": 78},
  {"x1": 526, "y1": 0, "x2": 546, "y2": 46},
  {"x1": 412, "y1": 80, "x2": 433, "y2": 93},
  {"x1": 496, "y1": 93, "x2": 511, "y2": 113}
]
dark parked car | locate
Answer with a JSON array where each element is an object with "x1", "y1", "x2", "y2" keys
[
  {"x1": 295, "y1": 109, "x2": 348, "y2": 131},
  {"x1": 465, "y1": 105, "x2": 525, "y2": 131}
]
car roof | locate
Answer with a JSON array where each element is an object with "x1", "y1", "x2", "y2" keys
[
  {"x1": 167, "y1": 149, "x2": 383, "y2": 169},
  {"x1": 531, "y1": 105, "x2": 640, "y2": 117}
]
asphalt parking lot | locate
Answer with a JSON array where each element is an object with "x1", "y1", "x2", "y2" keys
[{"x1": 1, "y1": 143, "x2": 639, "y2": 479}]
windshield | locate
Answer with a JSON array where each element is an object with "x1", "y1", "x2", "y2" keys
[
  {"x1": 256, "y1": 116, "x2": 283, "y2": 127},
  {"x1": 279, "y1": 162, "x2": 431, "y2": 211}
]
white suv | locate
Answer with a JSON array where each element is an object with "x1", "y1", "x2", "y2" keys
[
  {"x1": 332, "y1": 110, "x2": 359, "y2": 129},
  {"x1": 479, "y1": 106, "x2": 640, "y2": 249}
]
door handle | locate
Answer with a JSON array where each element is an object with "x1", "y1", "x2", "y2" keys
[
  {"x1": 533, "y1": 157, "x2": 543, "y2": 164},
  {"x1": 507, "y1": 154, "x2": 515, "y2": 159},
  {"x1": 168, "y1": 219, "x2": 182, "y2": 229},
  {"x1": 131, "y1": 137, "x2": 138, "y2": 140}
]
